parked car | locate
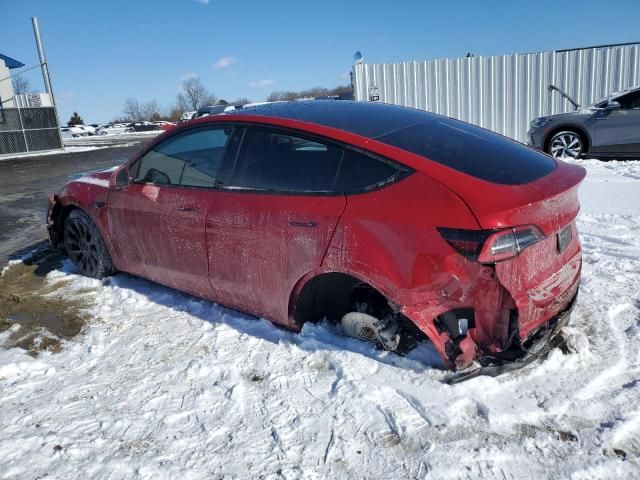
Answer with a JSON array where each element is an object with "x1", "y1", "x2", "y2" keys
[
  {"x1": 192, "y1": 105, "x2": 235, "y2": 119},
  {"x1": 47, "y1": 101, "x2": 586, "y2": 377},
  {"x1": 179, "y1": 111, "x2": 196, "y2": 123},
  {"x1": 96, "y1": 124, "x2": 132, "y2": 136},
  {"x1": 73, "y1": 125, "x2": 96, "y2": 136},
  {"x1": 152, "y1": 121, "x2": 176, "y2": 131},
  {"x1": 528, "y1": 85, "x2": 640, "y2": 159},
  {"x1": 126, "y1": 121, "x2": 162, "y2": 132},
  {"x1": 60, "y1": 126, "x2": 88, "y2": 138}
]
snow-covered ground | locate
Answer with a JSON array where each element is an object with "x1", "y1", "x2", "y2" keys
[
  {"x1": 0, "y1": 131, "x2": 161, "y2": 162},
  {"x1": 1, "y1": 160, "x2": 639, "y2": 479}
]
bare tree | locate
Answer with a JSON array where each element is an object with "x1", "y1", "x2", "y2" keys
[
  {"x1": 141, "y1": 100, "x2": 162, "y2": 121},
  {"x1": 123, "y1": 98, "x2": 143, "y2": 122},
  {"x1": 12, "y1": 76, "x2": 30, "y2": 95},
  {"x1": 180, "y1": 77, "x2": 216, "y2": 110},
  {"x1": 231, "y1": 98, "x2": 252, "y2": 107},
  {"x1": 266, "y1": 85, "x2": 352, "y2": 102}
]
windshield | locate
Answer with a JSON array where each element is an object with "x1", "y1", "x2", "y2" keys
[{"x1": 585, "y1": 87, "x2": 640, "y2": 108}]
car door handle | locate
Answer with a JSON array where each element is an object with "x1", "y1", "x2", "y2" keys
[
  {"x1": 179, "y1": 206, "x2": 199, "y2": 212},
  {"x1": 94, "y1": 201, "x2": 106, "y2": 208},
  {"x1": 289, "y1": 221, "x2": 317, "y2": 228}
]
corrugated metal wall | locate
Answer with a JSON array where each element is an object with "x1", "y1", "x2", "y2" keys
[{"x1": 352, "y1": 43, "x2": 640, "y2": 142}]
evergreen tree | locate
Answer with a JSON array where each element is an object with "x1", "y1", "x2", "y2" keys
[{"x1": 67, "y1": 112, "x2": 84, "y2": 126}]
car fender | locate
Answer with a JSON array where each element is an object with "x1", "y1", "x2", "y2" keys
[
  {"x1": 53, "y1": 178, "x2": 118, "y2": 264},
  {"x1": 322, "y1": 172, "x2": 482, "y2": 307}
]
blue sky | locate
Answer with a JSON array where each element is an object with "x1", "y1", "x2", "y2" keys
[{"x1": 2, "y1": 0, "x2": 639, "y2": 124}]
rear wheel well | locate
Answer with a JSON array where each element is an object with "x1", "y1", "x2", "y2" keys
[
  {"x1": 544, "y1": 126, "x2": 589, "y2": 154},
  {"x1": 293, "y1": 273, "x2": 389, "y2": 328},
  {"x1": 293, "y1": 272, "x2": 430, "y2": 351}
]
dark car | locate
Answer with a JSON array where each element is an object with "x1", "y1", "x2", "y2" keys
[
  {"x1": 126, "y1": 121, "x2": 162, "y2": 132},
  {"x1": 528, "y1": 86, "x2": 640, "y2": 159},
  {"x1": 47, "y1": 101, "x2": 585, "y2": 377}
]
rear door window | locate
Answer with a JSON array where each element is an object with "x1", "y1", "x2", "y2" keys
[
  {"x1": 133, "y1": 126, "x2": 232, "y2": 187},
  {"x1": 335, "y1": 149, "x2": 406, "y2": 194},
  {"x1": 376, "y1": 117, "x2": 556, "y2": 185},
  {"x1": 230, "y1": 128, "x2": 342, "y2": 193}
]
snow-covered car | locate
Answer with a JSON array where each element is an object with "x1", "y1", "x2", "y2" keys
[
  {"x1": 192, "y1": 105, "x2": 235, "y2": 119},
  {"x1": 59, "y1": 126, "x2": 88, "y2": 139},
  {"x1": 74, "y1": 125, "x2": 96, "y2": 136},
  {"x1": 96, "y1": 124, "x2": 133, "y2": 136},
  {"x1": 179, "y1": 111, "x2": 196, "y2": 123}
]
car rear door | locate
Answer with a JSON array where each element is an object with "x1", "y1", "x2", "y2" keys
[
  {"x1": 594, "y1": 90, "x2": 640, "y2": 154},
  {"x1": 107, "y1": 124, "x2": 235, "y2": 299},
  {"x1": 206, "y1": 126, "x2": 346, "y2": 326}
]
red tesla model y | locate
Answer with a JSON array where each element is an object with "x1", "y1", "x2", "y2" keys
[{"x1": 47, "y1": 101, "x2": 586, "y2": 376}]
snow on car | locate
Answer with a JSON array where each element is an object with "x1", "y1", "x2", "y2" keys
[{"x1": 59, "y1": 126, "x2": 89, "y2": 138}]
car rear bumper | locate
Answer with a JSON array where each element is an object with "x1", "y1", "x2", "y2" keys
[
  {"x1": 446, "y1": 283, "x2": 578, "y2": 383},
  {"x1": 402, "y1": 250, "x2": 581, "y2": 373}
]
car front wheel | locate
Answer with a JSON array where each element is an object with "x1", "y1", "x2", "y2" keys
[
  {"x1": 548, "y1": 130, "x2": 584, "y2": 159},
  {"x1": 63, "y1": 209, "x2": 115, "y2": 279}
]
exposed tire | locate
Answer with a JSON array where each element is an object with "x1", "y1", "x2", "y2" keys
[
  {"x1": 547, "y1": 130, "x2": 585, "y2": 159},
  {"x1": 63, "y1": 209, "x2": 116, "y2": 279},
  {"x1": 100, "y1": 131, "x2": 108, "y2": 136}
]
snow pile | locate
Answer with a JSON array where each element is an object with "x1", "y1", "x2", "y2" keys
[{"x1": 0, "y1": 160, "x2": 639, "y2": 479}]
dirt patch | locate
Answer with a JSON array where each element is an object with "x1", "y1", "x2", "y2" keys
[{"x1": 0, "y1": 245, "x2": 86, "y2": 355}]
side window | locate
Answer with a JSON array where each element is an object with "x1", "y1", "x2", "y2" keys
[
  {"x1": 335, "y1": 149, "x2": 404, "y2": 194},
  {"x1": 133, "y1": 126, "x2": 232, "y2": 187},
  {"x1": 230, "y1": 128, "x2": 342, "y2": 193},
  {"x1": 617, "y1": 91, "x2": 640, "y2": 110}
]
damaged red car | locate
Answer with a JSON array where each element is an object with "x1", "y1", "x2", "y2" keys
[{"x1": 47, "y1": 101, "x2": 586, "y2": 377}]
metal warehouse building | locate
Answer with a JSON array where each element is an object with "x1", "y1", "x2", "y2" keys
[{"x1": 352, "y1": 42, "x2": 640, "y2": 142}]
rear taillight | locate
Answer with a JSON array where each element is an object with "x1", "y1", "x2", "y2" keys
[{"x1": 437, "y1": 226, "x2": 545, "y2": 263}]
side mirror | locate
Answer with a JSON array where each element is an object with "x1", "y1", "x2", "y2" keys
[
  {"x1": 112, "y1": 168, "x2": 130, "y2": 189},
  {"x1": 606, "y1": 100, "x2": 621, "y2": 111}
]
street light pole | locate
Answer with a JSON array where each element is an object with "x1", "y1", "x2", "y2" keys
[{"x1": 32, "y1": 16, "x2": 56, "y2": 106}]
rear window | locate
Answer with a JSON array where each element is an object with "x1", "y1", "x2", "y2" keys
[
  {"x1": 335, "y1": 150, "x2": 405, "y2": 194},
  {"x1": 376, "y1": 117, "x2": 556, "y2": 185}
]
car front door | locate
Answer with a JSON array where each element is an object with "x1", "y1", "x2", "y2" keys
[
  {"x1": 206, "y1": 126, "x2": 346, "y2": 326},
  {"x1": 107, "y1": 124, "x2": 235, "y2": 299},
  {"x1": 594, "y1": 90, "x2": 640, "y2": 155}
]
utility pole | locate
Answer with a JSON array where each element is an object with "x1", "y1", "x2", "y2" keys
[{"x1": 31, "y1": 16, "x2": 56, "y2": 106}]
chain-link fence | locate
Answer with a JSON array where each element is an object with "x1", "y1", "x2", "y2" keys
[{"x1": 0, "y1": 107, "x2": 62, "y2": 155}]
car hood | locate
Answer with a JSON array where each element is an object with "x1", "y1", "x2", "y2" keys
[
  {"x1": 542, "y1": 110, "x2": 595, "y2": 122},
  {"x1": 67, "y1": 167, "x2": 116, "y2": 183}
]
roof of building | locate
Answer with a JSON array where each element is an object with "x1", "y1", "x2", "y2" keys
[{"x1": 0, "y1": 53, "x2": 25, "y2": 69}]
